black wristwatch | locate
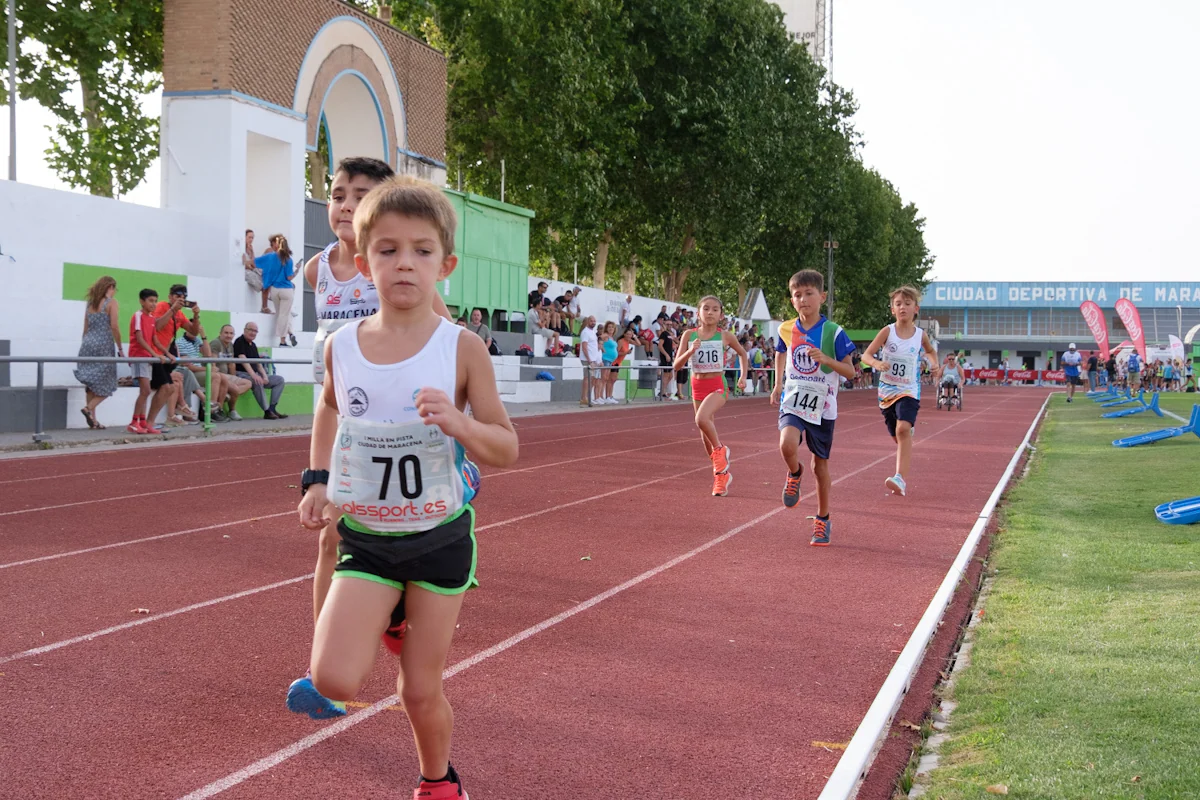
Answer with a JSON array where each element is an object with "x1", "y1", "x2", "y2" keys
[{"x1": 300, "y1": 469, "x2": 330, "y2": 495}]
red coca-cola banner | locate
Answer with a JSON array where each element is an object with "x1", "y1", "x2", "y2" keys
[
  {"x1": 963, "y1": 369, "x2": 1066, "y2": 382},
  {"x1": 1079, "y1": 301, "x2": 1109, "y2": 359},
  {"x1": 1114, "y1": 299, "x2": 1148, "y2": 363}
]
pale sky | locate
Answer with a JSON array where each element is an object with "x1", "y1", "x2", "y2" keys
[
  {"x1": 3, "y1": 2, "x2": 1199, "y2": 283},
  {"x1": 835, "y1": 0, "x2": 1200, "y2": 282}
]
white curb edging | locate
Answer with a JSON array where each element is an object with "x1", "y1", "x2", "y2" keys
[{"x1": 817, "y1": 393, "x2": 1054, "y2": 800}]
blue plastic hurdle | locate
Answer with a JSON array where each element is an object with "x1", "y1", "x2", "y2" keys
[
  {"x1": 1102, "y1": 391, "x2": 1162, "y2": 419},
  {"x1": 1155, "y1": 496, "x2": 1200, "y2": 525},
  {"x1": 1100, "y1": 388, "x2": 1137, "y2": 408},
  {"x1": 1113, "y1": 405, "x2": 1200, "y2": 448}
]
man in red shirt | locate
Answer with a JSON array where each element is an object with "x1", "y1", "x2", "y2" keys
[{"x1": 147, "y1": 284, "x2": 202, "y2": 428}]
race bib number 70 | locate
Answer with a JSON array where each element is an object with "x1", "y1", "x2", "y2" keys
[{"x1": 332, "y1": 418, "x2": 463, "y2": 532}]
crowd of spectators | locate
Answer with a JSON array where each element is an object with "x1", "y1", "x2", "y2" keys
[{"x1": 71, "y1": 276, "x2": 291, "y2": 433}]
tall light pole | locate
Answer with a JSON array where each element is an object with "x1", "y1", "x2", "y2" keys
[
  {"x1": 6, "y1": 0, "x2": 15, "y2": 181},
  {"x1": 824, "y1": 235, "x2": 838, "y2": 319}
]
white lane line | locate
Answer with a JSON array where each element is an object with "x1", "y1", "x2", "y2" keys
[
  {"x1": 0, "y1": 442, "x2": 782, "y2": 662},
  {"x1": 175, "y1": 506, "x2": 788, "y2": 800},
  {"x1": 0, "y1": 512, "x2": 296, "y2": 571},
  {"x1": 0, "y1": 576, "x2": 310, "y2": 666},
  {"x1": 0, "y1": 472, "x2": 296, "y2": 518},
  {"x1": 0, "y1": 415, "x2": 777, "y2": 569},
  {"x1": 0, "y1": 448, "x2": 309, "y2": 486},
  {"x1": 174, "y1": 397, "x2": 1023, "y2": 799}
]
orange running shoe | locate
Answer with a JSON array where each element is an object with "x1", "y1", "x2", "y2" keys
[
  {"x1": 782, "y1": 470, "x2": 802, "y2": 508},
  {"x1": 711, "y1": 445, "x2": 731, "y2": 474},
  {"x1": 413, "y1": 764, "x2": 468, "y2": 799},
  {"x1": 712, "y1": 470, "x2": 732, "y2": 496}
]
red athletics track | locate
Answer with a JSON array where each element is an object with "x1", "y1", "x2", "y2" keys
[{"x1": 0, "y1": 388, "x2": 1047, "y2": 799}]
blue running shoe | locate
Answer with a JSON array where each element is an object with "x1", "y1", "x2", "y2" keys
[
  {"x1": 809, "y1": 515, "x2": 830, "y2": 547},
  {"x1": 286, "y1": 673, "x2": 346, "y2": 719},
  {"x1": 885, "y1": 473, "x2": 907, "y2": 497}
]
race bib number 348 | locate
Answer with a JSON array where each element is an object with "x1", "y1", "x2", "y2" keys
[{"x1": 332, "y1": 418, "x2": 463, "y2": 533}]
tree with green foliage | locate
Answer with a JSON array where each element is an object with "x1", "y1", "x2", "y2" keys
[{"x1": 1, "y1": 0, "x2": 162, "y2": 198}]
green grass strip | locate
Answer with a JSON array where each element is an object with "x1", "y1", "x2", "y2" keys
[{"x1": 921, "y1": 393, "x2": 1200, "y2": 799}]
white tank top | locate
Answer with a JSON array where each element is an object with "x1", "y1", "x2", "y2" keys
[
  {"x1": 312, "y1": 242, "x2": 379, "y2": 382},
  {"x1": 328, "y1": 318, "x2": 477, "y2": 533},
  {"x1": 877, "y1": 323, "x2": 924, "y2": 404}
]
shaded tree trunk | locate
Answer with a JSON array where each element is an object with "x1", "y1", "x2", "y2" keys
[
  {"x1": 307, "y1": 151, "x2": 329, "y2": 201},
  {"x1": 621, "y1": 253, "x2": 638, "y2": 295},
  {"x1": 661, "y1": 268, "x2": 691, "y2": 302},
  {"x1": 661, "y1": 223, "x2": 697, "y2": 302},
  {"x1": 593, "y1": 227, "x2": 613, "y2": 289},
  {"x1": 79, "y1": 75, "x2": 113, "y2": 198}
]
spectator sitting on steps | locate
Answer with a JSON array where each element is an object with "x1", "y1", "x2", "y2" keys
[
  {"x1": 211, "y1": 324, "x2": 253, "y2": 420},
  {"x1": 233, "y1": 322, "x2": 288, "y2": 420},
  {"x1": 467, "y1": 308, "x2": 500, "y2": 355},
  {"x1": 175, "y1": 326, "x2": 231, "y2": 421}
]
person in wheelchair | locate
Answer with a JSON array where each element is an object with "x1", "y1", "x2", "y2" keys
[{"x1": 938, "y1": 352, "x2": 964, "y2": 406}]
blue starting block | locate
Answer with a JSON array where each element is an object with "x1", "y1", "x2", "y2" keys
[
  {"x1": 1102, "y1": 391, "x2": 1162, "y2": 419},
  {"x1": 1156, "y1": 496, "x2": 1200, "y2": 525},
  {"x1": 1113, "y1": 405, "x2": 1200, "y2": 448},
  {"x1": 1087, "y1": 387, "x2": 1119, "y2": 400}
]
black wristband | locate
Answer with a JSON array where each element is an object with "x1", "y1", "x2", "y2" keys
[{"x1": 300, "y1": 469, "x2": 329, "y2": 495}]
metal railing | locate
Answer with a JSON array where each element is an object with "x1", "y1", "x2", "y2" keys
[
  {"x1": 0, "y1": 355, "x2": 310, "y2": 443},
  {"x1": 0, "y1": 355, "x2": 782, "y2": 442}
]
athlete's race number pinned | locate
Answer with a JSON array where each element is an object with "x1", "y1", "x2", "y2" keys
[
  {"x1": 783, "y1": 379, "x2": 828, "y2": 424},
  {"x1": 694, "y1": 339, "x2": 723, "y2": 371},
  {"x1": 372, "y1": 455, "x2": 422, "y2": 501},
  {"x1": 883, "y1": 354, "x2": 918, "y2": 386}
]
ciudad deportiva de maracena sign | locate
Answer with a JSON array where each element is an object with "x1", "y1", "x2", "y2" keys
[{"x1": 928, "y1": 281, "x2": 1200, "y2": 308}]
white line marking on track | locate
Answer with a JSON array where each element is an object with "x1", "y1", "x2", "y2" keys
[
  {"x1": 0, "y1": 512, "x2": 295, "y2": 570},
  {"x1": 0, "y1": 473, "x2": 295, "y2": 518},
  {"x1": 173, "y1": 397, "x2": 1023, "y2": 799},
  {"x1": 0, "y1": 449, "x2": 309, "y2": 486},
  {"x1": 0, "y1": 414, "x2": 782, "y2": 568},
  {"x1": 0, "y1": 576, "x2": 310, "y2": 666}
]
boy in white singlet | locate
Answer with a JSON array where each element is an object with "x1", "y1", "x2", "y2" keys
[
  {"x1": 861, "y1": 286, "x2": 941, "y2": 497},
  {"x1": 297, "y1": 177, "x2": 517, "y2": 799},
  {"x1": 290, "y1": 158, "x2": 454, "y2": 717}
]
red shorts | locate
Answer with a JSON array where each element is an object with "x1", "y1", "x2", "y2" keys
[{"x1": 691, "y1": 372, "x2": 726, "y2": 403}]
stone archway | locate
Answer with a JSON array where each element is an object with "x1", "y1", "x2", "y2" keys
[{"x1": 294, "y1": 17, "x2": 409, "y2": 197}]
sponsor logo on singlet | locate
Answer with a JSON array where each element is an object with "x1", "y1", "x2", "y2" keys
[
  {"x1": 348, "y1": 387, "x2": 369, "y2": 417},
  {"x1": 326, "y1": 294, "x2": 341, "y2": 306},
  {"x1": 790, "y1": 336, "x2": 821, "y2": 377}
]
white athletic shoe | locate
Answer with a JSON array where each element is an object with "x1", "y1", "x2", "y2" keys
[{"x1": 886, "y1": 474, "x2": 907, "y2": 497}]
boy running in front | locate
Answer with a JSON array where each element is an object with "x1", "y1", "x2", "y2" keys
[
  {"x1": 861, "y1": 286, "x2": 940, "y2": 497},
  {"x1": 298, "y1": 177, "x2": 517, "y2": 799},
  {"x1": 674, "y1": 296, "x2": 748, "y2": 496},
  {"x1": 770, "y1": 270, "x2": 856, "y2": 546},
  {"x1": 289, "y1": 158, "x2": 455, "y2": 717}
]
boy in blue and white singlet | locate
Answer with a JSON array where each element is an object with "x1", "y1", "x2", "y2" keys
[
  {"x1": 295, "y1": 177, "x2": 514, "y2": 800},
  {"x1": 292, "y1": 159, "x2": 458, "y2": 721},
  {"x1": 770, "y1": 270, "x2": 856, "y2": 546},
  {"x1": 861, "y1": 286, "x2": 941, "y2": 498}
]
